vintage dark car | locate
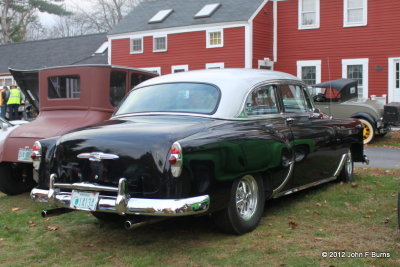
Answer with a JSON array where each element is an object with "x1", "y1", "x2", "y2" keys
[
  {"x1": 312, "y1": 79, "x2": 400, "y2": 144},
  {"x1": 31, "y1": 69, "x2": 367, "y2": 234},
  {"x1": 0, "y1": 65, "x2": 156, "y2": 195}
]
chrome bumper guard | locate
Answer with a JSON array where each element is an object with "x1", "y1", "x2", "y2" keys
[{"x1": 31, "y1": 174, "x2": 210, "y2": 216}]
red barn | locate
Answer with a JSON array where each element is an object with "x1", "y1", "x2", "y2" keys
[
  {"x1": 108, "y1": 0, "x2": 399, "y2": 103},
  {"x1": 108, "y1": 0, "x2": 273, "y2": 75},
  {"x1": 275, "y1": 0, "x2": 399, "y2": 103}
]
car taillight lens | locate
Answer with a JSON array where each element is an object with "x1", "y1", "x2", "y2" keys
[
  {"x1": 31, "y1": 141, "x2": 42, "y2": 170},
  {"x1": 169, "y1": 142, "x2": 182, "y2": 177}
]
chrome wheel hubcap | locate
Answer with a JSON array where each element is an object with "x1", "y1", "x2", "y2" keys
[{"x1": 235, "y1": 175, "x2": 258, "y2": 221}]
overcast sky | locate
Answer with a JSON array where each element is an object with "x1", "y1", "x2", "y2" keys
[{"x1": 38, "y1": 0, "x2": 93, "y2": 26}]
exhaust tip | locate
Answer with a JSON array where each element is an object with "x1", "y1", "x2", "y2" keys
[
  {"x1": 124, "y1": 220, "x2": 134, "y2": 230},
  {"x1": 41, "y1": 210, "x2": 48, "y2": 218}
]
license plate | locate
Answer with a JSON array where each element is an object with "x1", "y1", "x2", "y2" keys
[
  {"x1": 70, "y1": 191, "x2": 99, "y2": 211},
  {"x1": 18, "y1": 148, "x2": 33, "y2": 162}
]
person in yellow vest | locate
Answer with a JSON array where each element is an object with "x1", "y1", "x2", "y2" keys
[
  {"x1": 1, "y1": 86, "x2": 10, "y2": 119},
  {"x1": 7, "y1": 85, "x2": 21, "y2": 120}
]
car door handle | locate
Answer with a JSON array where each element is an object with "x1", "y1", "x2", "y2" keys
[{"x1": 285, "y1": 117, "x2": 295, "y2": 125}]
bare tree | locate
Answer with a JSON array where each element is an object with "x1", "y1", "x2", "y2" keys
[
  {"x1": 46, "y1": 0, "x2": 144, "y2": 38},
  {"x1": 0, "y1": 0, "x2": 70, "y2": 43}
]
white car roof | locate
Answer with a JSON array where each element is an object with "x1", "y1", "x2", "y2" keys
[{"x1": 136, "y1": 68, "x2": 302, "y2": 118}]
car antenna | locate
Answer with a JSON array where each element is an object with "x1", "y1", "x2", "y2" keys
[{"x1": 327, "y1": 56, "x2": 333, "y2": 119}]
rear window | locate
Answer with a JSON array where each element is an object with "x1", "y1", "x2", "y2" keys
[
  {"x1": 48, "y1": 76, "x2": 80, "y2": 99},
  {"x1": 115, "y1": 83, "x2": 220, "y2": 115}
]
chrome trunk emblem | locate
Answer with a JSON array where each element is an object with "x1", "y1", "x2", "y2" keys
[{"x1": 77, "y1": 152, "x2": 119, "y2": 162}]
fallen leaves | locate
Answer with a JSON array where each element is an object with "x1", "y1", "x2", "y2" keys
[
  {"x1": 351, "y1": 182, "x2": 358, "y2": 188},
  {"x1": 46, "y1": 226, "x2": 58, "y2": 231},
  {"x1": 11, "y1": 207, "x2": 20, "y2": 212},
  {"x1": 288, "y1": 221, "x2": 298, "y2": 229}
]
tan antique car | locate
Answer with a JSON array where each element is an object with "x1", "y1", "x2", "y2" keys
[
  {"x1": 312, "y1": 79, "x2": 399, "y2": 144},
  {"x1": 0, "y1": 65, "x2": 156, "y2": 195}
]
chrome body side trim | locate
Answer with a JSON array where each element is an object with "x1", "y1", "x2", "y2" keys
[
  {"x1": 273, "y1": 176, "x2": 337, "y2": 198},
  {"x1": 272, "y1": 152, "x2": 348, "y2": 199},
  {"x1": 333, "y1": 153, "x2": 348, "y2": 177},
  {"x1": 272, "y1": 161, "x2": 294, "y2": 197},
  {"x1": 30, "y1": 175, "x2": 210, "y2": 216}
]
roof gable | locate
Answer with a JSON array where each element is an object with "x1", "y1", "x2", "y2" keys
[{"x1": 109, "y1": 0, "x2": 266, "y2": 35}]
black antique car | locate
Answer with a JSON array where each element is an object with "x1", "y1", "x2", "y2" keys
[{"x1": 31, "y1": 69, "x2": 367, "y2": 234}]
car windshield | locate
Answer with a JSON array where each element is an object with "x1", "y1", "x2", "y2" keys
[{"x1": 115, "y1": 82, "x2": 220, "y2": 115}]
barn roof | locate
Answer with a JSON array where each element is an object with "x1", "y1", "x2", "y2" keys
[
  {"x1": 0, "y1": 33, "x2": 108, "y2": 74},
  {"x1": 109, "y1": 0, "x2": 266, "y2": 35}
]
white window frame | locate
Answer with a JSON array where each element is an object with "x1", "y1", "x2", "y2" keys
[
  {"x1": 153, "y1": 35, "x2": 167, "y2": 52},
  {"x1": 206, "y1": 29, "x2": 224, "y2": 48},
  {"x1": 130, "y1": 37, "x2": 143, "y2": 54},
  {"x1": 206, "y1": 62, "x2": 225, "y2": 69},
  {"x1": 171, "y1": 65, "x2": 189, "y2": 73},
  {"x1": 388, "y1": 57, "x2": 400, "y2": 103},
  {"x1": 296, "y1": 60, "x2": 321, "y2": 86},
  {"x1": 343, "y1": 0, "x2": 367, "y2": 27},
  {"x1": 298, "y1": 0, "x2": 320, "y2": 30},
  {"x1": 140, "y1": 67, "x2": 161, "y2": 75},
  {"x1": 342, "y1": 58, "x2": 369, "y2": 99}
]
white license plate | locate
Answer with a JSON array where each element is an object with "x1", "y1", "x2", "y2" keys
[
  {"x1": 18, "y1": 148, "x2": 33, "y2": 162},
  {"x1": 70, "y1": 191, "x2": 99, "y2": 211}
]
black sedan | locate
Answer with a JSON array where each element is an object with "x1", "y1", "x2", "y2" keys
[{"x1": 30, "y1": 69, "x2": 367, "y2": 234}]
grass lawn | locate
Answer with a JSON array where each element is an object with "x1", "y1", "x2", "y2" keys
[
  {"x1": 0, "y1": 168, "x2": 399, "y2": 267},
  {"x1": 370, "y1": 131, "x2": 400, "y2": 148}
]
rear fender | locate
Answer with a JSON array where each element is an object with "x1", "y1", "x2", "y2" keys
[{"x1": 351, "y1": 112, "x2": 377, "y2": 129}]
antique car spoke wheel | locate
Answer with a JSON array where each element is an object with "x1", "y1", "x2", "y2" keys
[
  {"x1": 212, "y1": 174, "x2": 265, "y2": 235},
  {"x1": 337, "y1": 150, "x2": 354, "y2": 182},
  {"x1": 359, "y1": 119, "x2": 374, "y2": 144}
]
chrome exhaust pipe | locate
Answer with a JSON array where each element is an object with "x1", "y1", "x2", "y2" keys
[
  {"x1": 41, "y1": 208, "x2": 73, "y2": 218},
  {"x1": 124, "y1": 218, "x2": 168, "y2": 230}
]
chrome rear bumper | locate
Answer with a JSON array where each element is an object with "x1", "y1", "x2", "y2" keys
[{"x1": 31, "y1": 174, "x2": 210, "y2": 216}]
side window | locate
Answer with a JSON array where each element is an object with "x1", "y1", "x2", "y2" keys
[
  {"x1": 131, "y1": 73, "x2": 152, "y2": 89},
  {"x1": 245, "y1": 85, "x2": 278, "y2": 116},
  {"x1": 281, "y1": 84, "x2": 313, "y2": 113},
  {"x1": 48, "y1": 76, "x2": 80, "y2": 99},
  {"x1": 109, "y1": 71, "x2": 126, "y2": 107}
]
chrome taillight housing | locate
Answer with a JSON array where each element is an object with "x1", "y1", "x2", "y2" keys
[
  {"x1": 31, "y1": 141, "x2": 42, "y2": 171},
  {"x1": 169, "y1": 142, "x2": 183, "y2": 177}
]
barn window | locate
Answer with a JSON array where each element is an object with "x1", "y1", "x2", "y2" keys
[
  {"x1": 344, "y1": 0, "x2": 367, "y2": 27},
  {"x1": 130, "y1": 37, "x2": 143, "y2": 54},
  {"x1": 206, "y1": 29, "x2": 223, "y2": 48},
  {"x1": 296, "y1": 60, "x2": 321, "y2": 89},
  {"x1": 298, "y1": 0, "x2": 320, "y2": 29},
  {"x1": 342, "y1": 58, "x2": 369, "y2": 100},
  {"x1": 153, "y1": 35, "x2": 167, "y2": 52}
]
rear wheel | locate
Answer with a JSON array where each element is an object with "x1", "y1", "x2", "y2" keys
[
  {"x1": 212, "y1": 174, "x2": 265, "y2": 235},
  {"x1": 337, "y1": 150, "x2": 353, "y2": 182},
  {"x1": 0, "y1": 163, "x2": 36, "y2": 195},
  {"x1": 359, "y1": 118, "x2": 374, "y2": 144}
]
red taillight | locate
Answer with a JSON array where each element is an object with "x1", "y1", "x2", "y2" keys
[
  {"x1": 169, "y1": 155, "x2": 177, "y2": 165},
  {"x1": 169, "y1": 142, "x2": 182, "y2": 177},
  {"x1": 32, "y1": 142, "x2": 41, "y2": 152},
  {"x1": 31, "y1": 141, "x2": 42, "y2": 168}
]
